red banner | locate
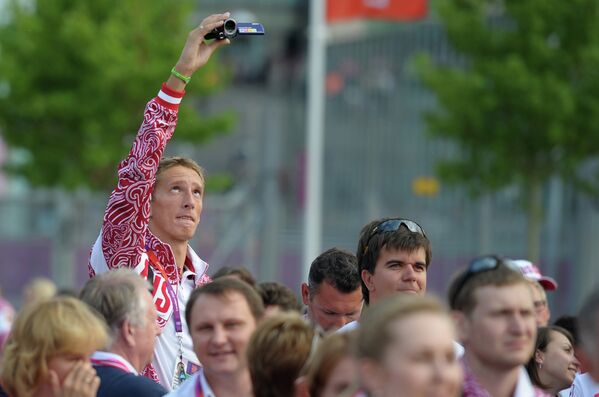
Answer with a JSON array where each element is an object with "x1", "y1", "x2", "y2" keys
[{"x1": 327, "y1": 0, "x2": 427, "y2": 23}]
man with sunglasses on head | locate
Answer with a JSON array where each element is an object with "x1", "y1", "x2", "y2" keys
[
  {"x1": 337, "y1": 217, "x2": 431, "y2": 333},
  {"x1": 448, "y1": 256, "x2": 544, "y2": 397}
]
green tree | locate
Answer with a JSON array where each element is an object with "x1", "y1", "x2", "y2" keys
[
  {"x1": 0, "y1": 0, "x2": 233, "y2": 190},
  {"x1": 417, "y1": 0, "x2": 599, "y2": 262}
]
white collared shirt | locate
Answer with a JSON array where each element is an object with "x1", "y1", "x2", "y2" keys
[
  {"x1": 91, "y1": 351, "x2": 137, "y2": 374},
  {"x1": 569, "y1": 372, "x2": 599, "y2": 397},
  {"x1": 164, "y1": 368, "x2": 216, "y2": 397},
  {"x1": 513, "y1": 366, "x2": 538, "y2": 397}
]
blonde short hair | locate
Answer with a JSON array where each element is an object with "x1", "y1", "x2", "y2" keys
[
  {"x1": 1, "y1": 296, "x2": 108, "y2": 397},
  {"x1": 156, "y1": 156, "x2": 205, "y2": 186}
]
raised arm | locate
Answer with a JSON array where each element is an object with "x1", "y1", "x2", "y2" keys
[{"x1": 91, "y1": 14, "x2": 231, "y2": 272}]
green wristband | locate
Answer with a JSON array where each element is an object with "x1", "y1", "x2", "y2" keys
[{"x1": 171, "y1": 67, "x2": 191, "y2": 84}]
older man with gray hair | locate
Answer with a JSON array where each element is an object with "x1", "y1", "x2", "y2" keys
[
  {"x1": 570, "y1": 287, "x2": 599, "y2": 396},
  {"x1": 79, "y1": 268, "x2": 166, "y2": 397}
]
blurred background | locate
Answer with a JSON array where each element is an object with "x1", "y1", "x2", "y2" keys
[{"x1": 1, "y1": 0, "x2": 598, "y2": 316}]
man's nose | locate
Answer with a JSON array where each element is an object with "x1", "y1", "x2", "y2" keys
[
  {"x1": 401, "y1": 265, "x2": 417, "y2": 281},
  {"x1": 211, "y1": 325, "x2": 227, "y2": 344},
  {"x1": 182, "y1": 190, "x2": 195, "y2": 208},
  {"x1": 509, "y1": 314, "x2": 528, "y2": 334}
]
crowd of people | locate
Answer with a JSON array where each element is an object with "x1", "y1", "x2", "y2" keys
[{"x1": 0, "y1": 12, "x2": 598, "y2": 397}]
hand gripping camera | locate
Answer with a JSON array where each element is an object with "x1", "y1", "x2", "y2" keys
[{"x1": 204, "y1": 19, "x2": 265, "y2": 40}]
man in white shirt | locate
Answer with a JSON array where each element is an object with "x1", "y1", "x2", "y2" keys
[
  {"x1": 337, "y1": 218, "x2": 431, "y2": 334},
  {"x1": 166, "y1": 277, "x2": 264, "y2": 397},
  {"x1": 88, "y1": 13, "x2": 230, "y2": 389},
  {"x1": 79, "y1": 269, "x2": 167, "y2": 397},
  {"x1": 570, "y1": 288, "x2": 599, "y2": 397},
  {"x1": 336, "y1": 217, "x2": 466, "y2": 358}
]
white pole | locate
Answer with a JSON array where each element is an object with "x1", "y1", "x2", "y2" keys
[{"x1": 303, "y1": 0, "x2": 326, "y2": 280}]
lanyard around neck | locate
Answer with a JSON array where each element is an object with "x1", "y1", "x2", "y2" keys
[
  {"x1": 146, "y1": 249, "x2": 183, "y2": 333},
  {"x1": 195, "y1": 375, "x2": 205, "y2": 397}
]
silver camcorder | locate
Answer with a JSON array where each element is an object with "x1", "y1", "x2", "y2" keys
[{"x1": 204, "y1": 19, "x2": 265, "y2": 40}]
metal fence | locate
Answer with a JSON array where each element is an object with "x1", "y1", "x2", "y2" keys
[{"x1": 1, "y1": 11, "x2": 598, "y2": 315}]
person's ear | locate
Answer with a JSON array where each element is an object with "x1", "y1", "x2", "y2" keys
[
  {"x1": 301, "y1": 283, "x2": 310, "y2": 306},
  {"x1": 361, "y1": 270, "x2": 375, "y2": 294},
  {"x1": 121, "y1": 317, "x2": 136, "y2": 347},
  {"x1": 534, "y1": 349, "x2": 545, "y2": 366}
]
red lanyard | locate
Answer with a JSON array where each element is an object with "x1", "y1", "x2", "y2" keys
[
  {"x1": 195, "y1": 374, "x2": 205, "y2": 397},
  {"x1": 146, "y1": 249, "x2": 183, "y2": 333}
]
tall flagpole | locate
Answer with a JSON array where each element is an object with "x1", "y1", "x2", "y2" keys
[{"x1": 303, "y1": 0, "x2": 326, "y2": 280}]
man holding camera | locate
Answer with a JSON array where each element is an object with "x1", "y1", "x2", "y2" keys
[{"x1": 89, "y1": 13, "x2": 230, "y2": 390}]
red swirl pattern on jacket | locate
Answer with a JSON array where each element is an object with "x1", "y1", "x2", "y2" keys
[
  {"x1": 96, "y1": 95, "x2": 187, "y2": 320},
  {"x1": 88, "y1": 86, "x2": 210, "y2": 387},
  {"x1": 102, "y1": 100, "x2": 175, "y2": 275}
]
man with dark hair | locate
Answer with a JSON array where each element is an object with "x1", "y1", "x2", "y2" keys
[
  {"x1": 79, "y1": 269, "x2": 167, "y2": 397},
  {"x1": 448, "y1": 256, "x2": 542, "y2": 397},
  {"x1": 357, "y1": 218, "x2": 431, "y2": 305},
  {"x1": 166, "y1": 277, "x2": 264, "y2": 397},
  {"x1": 336, "y1": 217, "x2": 432, "y2": 335},
  {"x1": 300, "y1": 248, "x2": 362, "y2": 332},
  {"x1": 257, "y1": 281, "x2": 302, "y2": 317}
]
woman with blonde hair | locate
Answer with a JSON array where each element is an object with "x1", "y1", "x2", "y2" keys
[{"x1": 1, "y1": 296, "x2": 108, "y2": 397}]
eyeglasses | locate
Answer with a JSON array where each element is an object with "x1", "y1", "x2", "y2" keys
[{"x1": 449, "y1": 255, "x2": 520, "y2": 308}]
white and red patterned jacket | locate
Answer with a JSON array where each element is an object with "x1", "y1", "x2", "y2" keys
[{"x1": 89, "y1": 83, "x2": 211, "y2": 391}]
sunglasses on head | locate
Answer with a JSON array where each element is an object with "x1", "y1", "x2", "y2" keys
[
  {"x1": 449, "y1": 255, "x2": 520, "y2": 308},
  {"x1": 363, "y1": 218, "x2": 427, "y2": 253}
]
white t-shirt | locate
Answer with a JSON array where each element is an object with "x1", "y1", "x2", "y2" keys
[
  {"x1": 569, "y1": 373, "x2": 599, "y2": 397},
  {"x1": 513, "y1": 366, "x2": 538, "y2": 397}
]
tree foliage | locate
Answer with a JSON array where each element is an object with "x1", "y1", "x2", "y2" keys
[
  {"x1": 417, "y1": 0, "x2": 599, "y2": 260},
  {"x1": 0, "y1": 0, "x2": 233, "y2": 190}
]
